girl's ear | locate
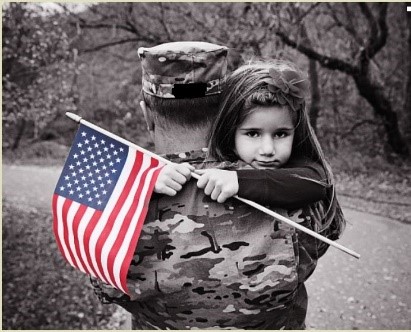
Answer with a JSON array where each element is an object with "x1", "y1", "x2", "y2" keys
[{"x1": 140, "y1": 100, "x2": 155, "y2": 142}]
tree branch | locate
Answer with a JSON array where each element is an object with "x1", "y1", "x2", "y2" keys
[
  {"x1": 359, "y1": 3, "x2": 389, "y2": 64},
  {"x1": 79, "y1": 38, "x2": 142, "y2": 54},
  {"x1": 341, "y1": 119, "x2": 378, "y2": 139},
  {"x1": 326, "y1": 3, "x2": 363, "y2": 46},
  {"x1": 274, "y1": 30, "x2": 358, "y2": 75}
]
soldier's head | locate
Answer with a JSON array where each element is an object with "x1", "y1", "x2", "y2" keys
[{"x1": 138, "y1": 41, "x2": 228, "y2": 132}]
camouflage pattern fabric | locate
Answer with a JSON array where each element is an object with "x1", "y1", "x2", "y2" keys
[
  {"x1": 138, "y1": 42, "x2": 228, "y2": 98},
  {"x1": 91, "y1": 149, "x2": 326, "y2": 329}
]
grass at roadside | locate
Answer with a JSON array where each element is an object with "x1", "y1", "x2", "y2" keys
[{"x1": 1, "y1": 200, "x2": 125, "y2": 329}]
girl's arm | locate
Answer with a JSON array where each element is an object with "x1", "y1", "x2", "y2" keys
[
  {"x1": 236, "y1": 161, "x2": 327, "y2": 209},
  {"x1": 197, "y1": 158, "x2": 328, "y2": 208}
]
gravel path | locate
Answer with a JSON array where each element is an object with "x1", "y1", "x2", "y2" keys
[{"x1": 3, "y1": 164, "x2": 410, "y2": 329}]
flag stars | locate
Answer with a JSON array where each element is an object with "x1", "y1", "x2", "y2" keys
[
  {"x1": 59, "y1": 129, "x2": 129, "y2": 208},
  {"x1": 81, "y1": 131, "x2": 87, "y2": 137}
]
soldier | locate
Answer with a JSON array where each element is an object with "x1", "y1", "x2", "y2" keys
[{"x1": 91, "y1": 41, "x2": 333, "y2": 329}]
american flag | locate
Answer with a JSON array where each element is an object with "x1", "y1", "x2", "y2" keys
[{"x1": 52, "y1": 123, "x2": 164, "y2": 294}]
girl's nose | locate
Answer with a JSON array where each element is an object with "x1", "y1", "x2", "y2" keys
[{"x1": 259, "y1": 137, "x2": 275, "y2": 156}]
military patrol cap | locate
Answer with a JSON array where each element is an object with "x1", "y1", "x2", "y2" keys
[{"x1": 138, "y1": 41, "x2": 228, "y2": 99}]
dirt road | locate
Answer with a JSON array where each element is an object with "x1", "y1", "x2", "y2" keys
[{"x1": 3, "y1": 164, "x2": 410, "y2": 329}]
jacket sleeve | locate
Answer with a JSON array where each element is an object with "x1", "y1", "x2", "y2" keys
[{"x1": 236, "y1": 159, "x2": 328, "y2": 209}]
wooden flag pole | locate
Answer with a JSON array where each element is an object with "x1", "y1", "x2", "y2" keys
[{"x1": 66, "y1": 112, "x2": 360, "y2": 259}]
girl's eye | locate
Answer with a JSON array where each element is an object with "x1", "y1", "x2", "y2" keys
[
  {"x1": 246, "y1": 131, "x2": 260, "y2": 138},
  {"x1": 274, "y1": 132, "x2": 287, "y2": 138}
]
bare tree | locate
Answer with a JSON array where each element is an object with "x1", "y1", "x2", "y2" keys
[{"x1": 270, "y1": 3, "x2": 409, "y2": 156}]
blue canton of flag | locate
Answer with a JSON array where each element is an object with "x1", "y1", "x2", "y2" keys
[{"x1": 55, "y1": 125, "x2": 128, "y2": 210}]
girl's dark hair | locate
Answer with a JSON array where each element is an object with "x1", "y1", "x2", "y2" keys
[{"x1": 208, "y1": 59, "x2": 345, "y2": 237}]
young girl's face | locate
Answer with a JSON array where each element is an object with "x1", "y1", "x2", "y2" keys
[{"x1": 234, "y1": 105, "x2": 295, "y2": 169}]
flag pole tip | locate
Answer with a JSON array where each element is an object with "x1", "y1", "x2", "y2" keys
[{"x1": 66, "y1": 112, "x2": 82, "y2": 123}]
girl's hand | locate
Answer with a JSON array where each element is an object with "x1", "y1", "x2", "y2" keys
[
  {"x1": 155, "y1": 163, "x2": 194, "y2": 196},
  {"x1": 196, "y1": 169, "x2": 239, "y2": 203}
]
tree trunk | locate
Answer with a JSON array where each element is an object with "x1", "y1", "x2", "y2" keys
[
  {"x1": 300, "y1": 24, "x2": 321, "y2": 132},
  {"x1": 354, "y1": 73, "x2": 409, "y2": 156},
  {"x1": 12, "y1": 118, "x2": 26, "y2": 150},
  {"x1": 308, "y1": 59, "x2": 321, "y2": 132},
  {"x1": 405, "y1": 8, "x2": 411, "y2": 141}
]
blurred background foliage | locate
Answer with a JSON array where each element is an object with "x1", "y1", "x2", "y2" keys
[{"x1": 2, "y1": 2, "x2": 411, "y2": 168}]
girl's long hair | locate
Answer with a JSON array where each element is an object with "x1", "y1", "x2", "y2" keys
[{"x1": 208, "y1": 59, "x2": 345, "y2": 238}]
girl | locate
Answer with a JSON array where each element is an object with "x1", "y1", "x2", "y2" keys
[{"x1": 195, "y1": 59, "x2": 345, "y2": 238}]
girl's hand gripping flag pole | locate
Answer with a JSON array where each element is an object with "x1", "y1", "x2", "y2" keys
[{"x1": 55, "y1": 112, "x2": 360, "y2": 293}]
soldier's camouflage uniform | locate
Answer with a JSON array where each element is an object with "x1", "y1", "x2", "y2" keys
[{"x1": 91, "y1": 149, "x2": 331, "y2": 329}]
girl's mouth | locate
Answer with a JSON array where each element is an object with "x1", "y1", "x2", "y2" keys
[{"x1": 254, "y1": 160, "x2": 280, "y2": 168}]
